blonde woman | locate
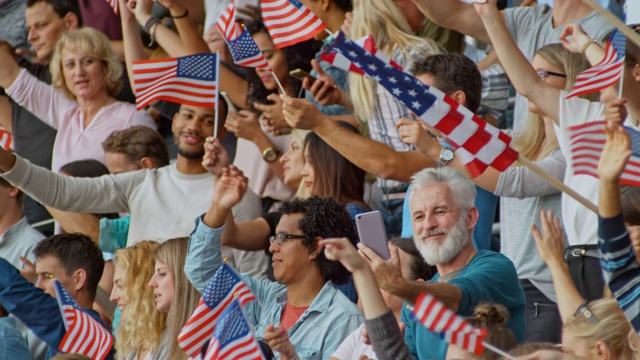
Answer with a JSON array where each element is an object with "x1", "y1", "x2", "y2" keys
[
  {"x1": 111, "y1": 241, "x2": 167, "y2": 360},
  {"x1": 398, "y1": 44, "x2": 596, "y2": 343},
  {"x1": 0, "y1": 27, "x2": 156, "y2": 172},
  {"x1": 148, "y1": 237, "x2": 201, "y2": 360}
]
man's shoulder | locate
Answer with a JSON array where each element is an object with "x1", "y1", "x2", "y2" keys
[{"x1": 464, "y1": 250, "x2": 515, "y2": 270}]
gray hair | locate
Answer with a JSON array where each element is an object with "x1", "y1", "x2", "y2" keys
[{"x1": 408, "y1": 167, "x2": 476, "y2": 212}]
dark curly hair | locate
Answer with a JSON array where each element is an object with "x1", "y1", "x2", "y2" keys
[
  {"x1": 410, "y1": 53, "x2": 482, "y2": 113},
  {"x1": 244, "y1": 19, "x2": 322, "y2": 111},
  {"x1": 278, "y1": 196, "x2": 357, "y2": 285}
]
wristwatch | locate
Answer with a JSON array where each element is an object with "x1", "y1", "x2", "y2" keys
[
  {"x1": 262, "y1": 147, "x2": 280, "y2": 163},
  {"x1": 438, "y1": 148, "x2": 454, "y2": 166}
]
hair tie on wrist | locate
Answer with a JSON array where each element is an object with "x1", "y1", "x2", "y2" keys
[
  {"x1": 581, "y1": 39, "x2": 597, "y2": 56},
  {"x1": 144, "y1": 16, "x2": 162, "y2": 47},
  {"x1": 172, "y1": 9, "x2": 189, "y2": 19}
]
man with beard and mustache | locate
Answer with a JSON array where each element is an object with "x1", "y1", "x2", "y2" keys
[
  {"x1": 359, "y1": 167, "x2": 525, "y2": 360},
  {"x1": 0, "y1": 103, "x2": 270, "y2": 277}
]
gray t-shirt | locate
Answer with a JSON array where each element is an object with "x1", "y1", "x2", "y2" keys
[{"x1": 504, "y1": 4, "x2": 614, "y2": 131}]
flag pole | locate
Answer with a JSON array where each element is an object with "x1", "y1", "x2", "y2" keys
[
  {"x1": 482, "y1": 341, "x2": 516, "y2": 360},
  {"x1": 582, "y1": 0, "x2": 640, "y2": 48},
  {"x1": 517, "y1": 155, "x2": 598, "y2": 214},
  {"x1": 251, "y1": 296, "x2": 274, "y2": 326},
  {"x1": 272, "y1": 72, "x2": 287, "y2": 96},
  {"x1": 214, "y1": 51, "x2": 221, "y2": 140}
]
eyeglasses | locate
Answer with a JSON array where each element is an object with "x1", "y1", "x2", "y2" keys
[
  {"x1": 536, "y1": 70, "x2": 567, "y2": 80},
  {"x1": 269, "y1": 232, "x2": 305, "y2": 245},
  {"x1": 574, "y1": 300, "x2": 598, "y2": 324}
]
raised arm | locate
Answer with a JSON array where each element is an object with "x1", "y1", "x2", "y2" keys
[
  {"x1": 473, "y1": 0, "x2": 561, "y2": 123},
  {"x1": 45, "y1": 208, "x2": 101, "y2": 243},
  {"x1": 283, "y1": 97, "x2": 436, "y2": 182},
  {"x1": 119, "y1": 0, "x2": 147, "y2": 92},
  {"x1": 410, "y1": 0, "x2": 497, "y2": 43}
]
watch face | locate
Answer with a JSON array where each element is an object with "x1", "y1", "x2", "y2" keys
[
  {"x1": 264, "y1": 149, "x2": 277, "y2": 162},
  {"x1": 441, "y1": 149, "x2": 454, "y2": 161}
]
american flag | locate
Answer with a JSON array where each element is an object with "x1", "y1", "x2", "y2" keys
[
  {"x1": 178, "y1": 263, "x2": 257, "y2": 359},
  {"x1": 320, "y1": 35, "x2": 405, "y2": 76},
  {"x1": 412, "y1": 293, "x2": 488, "y2": 355},
  {"x1": 0, "y1": 126, "x2": 12, "y2": 150},
  {"x1": 566, "y1": 29, "x2": 626, "y2": 98},
  {"x1": 260, "y1": 0, "x2": 326, "y2": 49},
  {"x1": 53, "y1": 280, "x2": 114, "y2": 360},
  {"x1": 568, "y1": 120, "x2": 640, "y2": 186},
  {"x1": 132, "y1": 53, "x2": 219, "y2": 111},
  {"x1": 106, "y1": 0, "x2": 118, "y2": 15},
  {"x1": 203, "y1": 299, "x2": 265, "y2": 360},
  {"x1": 328, "y1": 31, "x2": 519, "y2": 176},
  {"x1": 217, "y1": 1, "x2": 270, "y2": 69},
  {"x1": 216, "y1": 1, "x2": 243, "y2": 41}
]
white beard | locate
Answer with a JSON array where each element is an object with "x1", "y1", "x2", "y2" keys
[{"x1": 414, "y1": 214, "x2": 470, "y2": 266}]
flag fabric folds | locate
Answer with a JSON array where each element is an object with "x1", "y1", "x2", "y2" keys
[
  {"x1": 216, "y1": 1, "x2": 270, "y2": 69},
  {"x1": 132, "y1": 53, "x2": 219, "y2": 111},
  {"x1": 320, "y1": 35, "x2": 406, "y2": 76},
  {"x1": 203, "y1": 299, "x2": 265, "y2": 360},
  {"x1": 216, "y1": 1, "x2": 240, "y2": 40},
  {"x1": 412, "y1": 293, "x2": 488, "y2": 355},
  {"x1": 106, "y1": 0, "x2": 118, "y2": 15},
  {"x1": 260, "y1": 0, "x2": 326, "y2": 49},
  {"x1": 567, "y1": 120, "x2": 640, "y2": 186},
  {"x1": 53, "y1": 280, "x2": 114, "y2": 360},
  {"x1": 566, "y1": 29, "x2": 626, "y2": 98},
  {"x1": 179, "y1": 263, "x2": 257, "y2": 359},
  {"x1": 327, "y1": 31, "x2": 519, "y2": 176}
]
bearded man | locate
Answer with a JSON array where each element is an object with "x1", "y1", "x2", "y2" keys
[{"x1": 360, "y1": 167, "x2": 525, "y2": 360}]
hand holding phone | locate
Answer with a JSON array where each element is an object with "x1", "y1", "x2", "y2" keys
[
  {"x1": 355, "y1": 211, "x2": 391, "y2": 260},
  {"x1": 289, "y1": 68, "x2": 318, "y2": 87}
]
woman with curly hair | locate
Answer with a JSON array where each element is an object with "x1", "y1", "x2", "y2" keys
[{"x1": 111, "y1": 241, "x2": 167, "y2": 360}]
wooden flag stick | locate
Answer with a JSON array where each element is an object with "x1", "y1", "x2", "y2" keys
[
  {"x1": 517, "y1": 155, "x2": 598, "y2": 214},
  {"x1": 271, "y1": 71, "x2": 287, "y2": 96},
  {"x1": 582, "y1": 0, "x2": 640, "y2": 48}
]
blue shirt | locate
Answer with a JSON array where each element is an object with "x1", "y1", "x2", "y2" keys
[
  {"x1": 306, "y1": 36, "x2": 352, "y2": 116},
  {"x1": 0, "y1": 317, "x2": 30, "y2": 360},
  {"x1": 0, "y1": 258, "x2": 114, "y2": 360},
  {"x1": 401, "y1": 250, "x2": 525, "y2": 360},
  {"x1": 185, "y1": 217, "x2": 364, "y2": 360},
  {"x1": 400, "y1": 185, "x2": 498, "y2": 251}
]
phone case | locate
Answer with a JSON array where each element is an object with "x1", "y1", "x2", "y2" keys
[{"x1": 355, "y1": 211, "x2": 391, "y2": 260}]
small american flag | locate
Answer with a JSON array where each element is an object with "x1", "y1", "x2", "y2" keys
[
  {"x1": 203, "y1": 299, "x2": 265, "y2": 360},
  {"x1": 216, "y1": 1, "x2": 241, "y2": 40},
  {"x1": 0, "y1": 126, "x2": 12, "y2": 150},
  {"x1": 178, "y1": 263, "x2": 257, "y2": 359},
  {"x1": 217, "y1": 1, "x2": 270, "y2": 69},
  {"x1": 106, "y1": 0, "x2": 118, "y2": 15},
  {"x1": 132, "y1": 53, "x2": 219, "y2": 110},
  {"x1": 567, "y1": 30, "x2": 626, "y2": 98},
  {"x1": 412, "y1": 293, "x2": 488, "y2": 355},
  {"x1": 328, "y1": 31, "x2": 518, "y2": 176},
  {"x1": 320, "y1": 35, "x2": 405, "y2": 76},
  {"x1": 568, "y1": 120, "x2": 640, "y2": 186},
  {"x1": 260, "y1": 0, "x2": 326, "y2": 49},
  {"x1": 53, "y1": 280, "x2": 114, "y2": 360}
]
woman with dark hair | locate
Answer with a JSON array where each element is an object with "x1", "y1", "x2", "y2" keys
[
  {"x1": 301, "y1": 122, "x2": 370, "y2": 218},
  {"x1": 186, "y1": 169, "x2": 363, "y2": 360}
]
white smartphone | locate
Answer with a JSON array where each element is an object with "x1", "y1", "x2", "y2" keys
[
  {"x1": 355, "y1": 211, "x2": 391, "y2": 260},
  {"x1": 221, "y1": 92, "x2": 238, "y2": 113}
]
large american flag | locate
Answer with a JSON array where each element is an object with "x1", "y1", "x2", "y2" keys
[
  {"x1": 568, "y1": 120, "x2": 640, "y2": 186},
  {"x1": 203, "y1": 299, "x2": 265, "y2": 360},
  {"x1": 53, "y1": 280, "x2": 114, "y2": 360},
  {"x1": 412, "y1": 293, "x2": 488, "y2": 356},
  {"x1": 566, "y1": 29, "x2": 626, "y2": 98},
  {"x1": 178, "y1": 263, "x2": 257, "y2": 359},
  {"x1": 260, "y1": 0, "x2": 326, "y2": 49},
  {"x1": 328, "y1": 31, "x2": 519, "y2": 176},
  {"x1": 132, "y1": 53, "x2": 219, "y2": 110},
  {"x1": 320, "y1": 35, "x2": 405, "y2": 76}
]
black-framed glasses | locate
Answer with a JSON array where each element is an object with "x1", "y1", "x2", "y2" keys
[
  {"x1": 269, "y1": 232, "x2": 305, "y2": 245},
  {"x1": 536, "y1": 70, "x2": 567, "y2": 80}
]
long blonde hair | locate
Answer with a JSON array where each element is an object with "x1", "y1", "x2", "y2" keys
[
  {"x1": 154, "y1": 238, "x2": 201, "y2": 360},
  {"x1": 563, "y1": 299, "x2": 640, "y2": 360},
  {"x1": 511, "y1": 44, "x2": 598, "y2": 160},
  {"x1": 348, "y1": 0, "x2": 441, "y2": 121},
  {"x1": 113, "y1": 241, "x2": 166, "y2": 359}
]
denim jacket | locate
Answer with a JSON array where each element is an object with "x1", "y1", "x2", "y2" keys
[
  {"x1": 0, "y1": 258, "x2": 114, "y2": 360},
  {"x1": 186, "y1": 217, "x2": 364, "y2": 360}
]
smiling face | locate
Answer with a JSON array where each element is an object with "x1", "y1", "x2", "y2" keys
[
  {"x1": 25, "y1": 2, "x2": 76, "y2": 62},
  {"x1": 280, "y1": 138, "x2": 305, "y2": 188},
  {"x1": 60, "y1": 48, "x2": 108, "y2": 100},
  {"x1": 269, "y1": 213, "x2": 316, "y2": 285},
  {"x1": 109, "y1": 264, "x2": 127, "y2": 314},
  {"x1": 148, "y1": 259, "x2": 175, "y2": 313},
  {"x1": 300, "y1": 144, "x2": 317, "y2": 194},
  {"x1": 252, "y1": 31, "x2": 288, "y2": 93},
  {"x1": 529, "y1": 54, "x2": 567, "y2": 116},
  {"x1": 172, "y1": 105, "x2": 216, "y2": 160}
]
